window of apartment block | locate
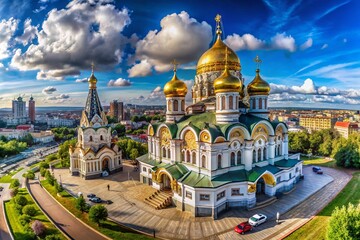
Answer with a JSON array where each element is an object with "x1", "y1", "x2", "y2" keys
[
  {"x1": 231, "y1": 188, "x2": 242, "y2": 196},
  {"x1": 186, "y1": 191, "x2": 192, "y2": 199},
  {"x1": 143, "y1": 167, "x2": 146, "y2": 172},
  {"x1": 217, "y1": 191, "x2": 225, "y2": 201},
  {"x1": 200, "y1": 194, "x2": 210, "y2": 201}
]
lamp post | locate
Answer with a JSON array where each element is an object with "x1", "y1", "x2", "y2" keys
[{"x1": 59, "y1": 174, "x2": 62, "y2": 186}]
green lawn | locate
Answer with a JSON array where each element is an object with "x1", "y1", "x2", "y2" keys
[
  {"x1": 301, "y1": 156, "x2": 336, "y2": 168},
  {"x1": 285, "y1": 172, "x2": 360, "y2": 240},
  {"x1": 4, "y1": 188, "x2": 66, "y2": 240},
  {"x1": 41, "y1": 180, "x2": 152, "y2": 240},
  {"x1": 0, "y1": 167, "x2": 24, "y2": 183}
]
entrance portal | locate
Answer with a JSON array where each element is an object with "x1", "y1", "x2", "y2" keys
[
  {"x1": 102, "y1": 158, "x2": 109, "y2": 172},
  {"x1": 162, "y1": 174, "x2": 171, "y2": 191}
]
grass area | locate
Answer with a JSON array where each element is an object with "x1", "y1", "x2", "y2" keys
[
  {"x1": 0, "y1": 167, "x2": 24, "y2": 183},
  {"x1": 301, "y1": 156, "x2": 336, "y2": 168},
  {"x1": 286, "y1": 172, "x2": 360, "y2": 240},
  {"x1": 41, "y1": 180, "x2": 152, "y2": 240},
  {"x1": 4, "y1": 188, "x2": 66, "y2": 240}
]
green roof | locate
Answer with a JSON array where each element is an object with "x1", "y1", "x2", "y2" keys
[
  {"x1": 137, "y1": 153, "x2": 157, "y2": 166},
  {"x1": 248, "y1": 165, "x2": 282, "y2": 182},
  {"x1": 274, "y1": 159, "x2": 301, "y2": 168},
  {"x1": 165, "y1": 163, "x2": 189, "y2": 180}
]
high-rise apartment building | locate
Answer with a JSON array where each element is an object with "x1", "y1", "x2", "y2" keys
[
  {"x1": 299, "y1": 116, "x2": 337, "y2": 131},
  {"x1": 29, "y1": 96, "x2": 35, "y2": 123},
  {"x1": 12, "y1": 96, "x2": 27, "y2": 118},
  {"x1": 109, "y1": 100, "x2": 124, "y2": 122}
]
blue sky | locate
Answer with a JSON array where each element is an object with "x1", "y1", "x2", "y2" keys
[{"x1": 0, "y1": 0, "x2": 359, "y2": 109}]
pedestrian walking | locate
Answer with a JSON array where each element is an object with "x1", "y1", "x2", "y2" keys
[
  {"x1": 107, "y1": 184, "x2": 110, "y2": 191},
  {"x1": 276, "y1": 211, "x2": 280, "y2": 224}
]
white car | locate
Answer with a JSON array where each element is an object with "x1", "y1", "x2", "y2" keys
[{"x1": 248, "y1": 214, "x2": 267, "y2": 226}]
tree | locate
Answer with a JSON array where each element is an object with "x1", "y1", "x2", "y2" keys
[
  {"x1": 40, "y1": 167, "x2": 47, "y2": 177},
  {"x1": 45, "y1": 235, "x2": 62, "y2": 240},
  {"x1": 10, "y1": 187, "x2": 19, "y2": 198},
  {"x1": 327, "y1": 203, "x2": 360, "y2": 240},
  {"x1": 75, "y1": 196, "x2": 88, "y2": 212},
  {"x1": 19, "y1": 214, "x2": 31, "y2": 226},
  {"x1": 39, "y1": 161, "x2": 49, "y2": 169},
  {"x1": 89, "y1": 205, "x2": 108, "y2": 226},
  {"x1": 130, "y1": 148, "x2": 139, "y2": 160},
  {"x1": 45, "y1": 170, "x2": 55, "y2": 186},
  {"x1": 10, "y1": 179, "x2": 20, "y2": 188},
  {"x1": 57, "y1": 138, "x2": 76, "y2": 166},
  {"x1": 15, "y1": 195, "x2": 28, "y2": 206},
  {"x1": 22, "y1": 205, "x2": 37, "y2": 216},
  {"x1": 54, "y1": 180, "x2": 63, "y2": 193},
  {"x1": 25, "y1": 171, "x2": 35, "y2": 180},
  {"x1": 106, "y1": 116, "x2": 117, "y2": 124},
  {"x1": 114, "y1": 124, "x2": 126, "y2": 137},
  {"x1": 31, "y1": 220, "x2": 46, "y2": 236}
]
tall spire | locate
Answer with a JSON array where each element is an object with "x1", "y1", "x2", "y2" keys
[
  {"x1": 254, "y1": 55, "x2": 262, "y2": 71},
  {"x1": 172, "y1": 59, "x2": 178, "y2": 73},
  {"x1": 215, "y1": 14, "x2": 222, "y2": 37}
]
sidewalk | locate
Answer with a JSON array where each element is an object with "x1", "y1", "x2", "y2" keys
[{"x1": 0, "y1": 183, "x2": 12, "y2": 240}]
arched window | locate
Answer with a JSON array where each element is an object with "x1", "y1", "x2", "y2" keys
[
  {"x1": 201, "y1": 155, "x2": 206, "y2": 168},
  {"x1": 162, "y1": 147, "x2": 166, "y2": 158},
  {"x1": 275, "y1": 146, "x2": 278, "y2": 156},
  {"x1": 221, "y1": 96, "x2": 226, "y2": 110},
  {"x1": 265, "y1": 99, "x2": 267, "y2": 109},
  {"x1": 263, "y1": 147, "x2": 267, "y2": 160},
  {"x1": 252, "y1": 98, "x2": 256, "y2": 109},
  {"x1": 259, "y1": 98, "x2": 262, "y2": 109},
  {"x1": 100, "y1": 135, "x2": 103, "y2": 141},
  {"x1": 237, "y1": 151, "x2": 241, "y2": 165},
  {"x1": 186, "y1": 151, "x2": 191, "y2": 163},
  {"x1": 89, "y1": 136, "x2": 93, "y2": 142},
  {"x1": 217, "y1": 155, "x2": 222, "y2": 169},
  {"x1": 79, "y1": 135, "x2": 82, "y2": 141},
  {"x1": 168, "y1": 100, "x2": 172, "y2": 111},
  {"x1": 253, "y1": 150, "x2": 256, "y2": 163},
  {"x1": 192, "y1": 152, "x2": 196, "y2": 164},
  {"x1": 181, "y1": 151, "x2": 185, "y2": 162},
  {"x1": 258, "y1": 148, "x2": 262, "y2": 161},
  {"x1": 174, "y1": 100, "x2": 178, "y2": 111},
  {"x1": 229, "y1": 96, "x2": 233, "y2": 110},
  {"x1": 230, "y1": 152, "x2": 235, "y2": 166},
  {"x1": 167, "y1": 148, "x2": 171, "y2": 158},
  {"x1": 181, "y1": 100, "x2": 185, "y2": 111}
]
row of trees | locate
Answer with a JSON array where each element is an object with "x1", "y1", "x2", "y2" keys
[
  {"x1": 327, "y1": 203, "x2": 360, "y2": 239},
  {"x1": 52, "y1": 127, "x2": 76, "y2": 142},
  {"x1": 117, "y1": 138, "x2": 148, "y2": 161},
  {"x1": 0, "y1": 139, "x2": 28, "y2": 158}
]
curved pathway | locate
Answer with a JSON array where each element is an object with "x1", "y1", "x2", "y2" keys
[
  {"x1": 28, "y1": 180, "x2": 108, "y2": 240},
  {"x1": 0, "y1": 183, "x2": 12, "y2": 240}
]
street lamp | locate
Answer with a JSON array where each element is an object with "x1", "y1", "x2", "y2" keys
[{"x1": 59, "y1": 174, "x2": 62, "y2": 186}]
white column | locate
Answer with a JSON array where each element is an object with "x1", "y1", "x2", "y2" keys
[
  {"x1": 268, "y1": 135, "x2": 275, "y2": 165},
  {"x1": 244, "y1": 140, "x2": 253, "y2": 171},
  {"x1": 283, "y1": 133, "x2": 289, "y2": 159}
]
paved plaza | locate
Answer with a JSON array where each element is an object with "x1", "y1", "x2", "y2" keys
[{"x1": 54, "y1": 164, "x2": 351, "y2": 240}]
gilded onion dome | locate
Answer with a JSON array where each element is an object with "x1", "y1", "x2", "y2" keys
[
  {"x1": 196, "y1": 14, "x2": 240, "y2": 75},
  {"x1": 164, "y1": 62, "x2": 188, "y2": 97},
  {"x1": 88, "y1": 64, "x2": 98, "y2": 89},
  {"x1": 247, "y1": 69, "x2": 270, "y2": 96},
  {"x1": 214, "y1": 48, "x2": 242, "y2": 94}
]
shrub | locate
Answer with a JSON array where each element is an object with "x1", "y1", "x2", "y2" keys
[
  {"x1": 22, "y1": 205, "x2": 37, "y2": 216},
  {"x1": 19, "y1": 214, "x2": 31, "y2": 226},
  {"x1": 45, "y1": 170, "x2": 55, "y2": 186},
  {"x1": 39, "y1": 161, "x2": 49, "y2": 169},
  {"x1": 40, "y1": 167, "x2": 47, "y2": 177},
  {"x1": 15, "y1": 203, "x2": 24, "y2": 214},
  {"x1": 15, "y1": 195, "x2": 28, "y2": 206},
  {"x1": 25, "y1": 171, "x2": 35, "y2": 180},
  {"x1": 75, "y1": 196, "x2": 88, "y2": 212},
  {"x1": 10, "y1": 187, "x2": 19, "y2": 197},
  {"x1": 10, "y1": 179, "x2": 20, "y2": 188},
  {"x1": 31, "y1": 220, "x2": 46, "y2": 236},
  {"x1": 54, "y1": 180, "x2": 63, "y2": 193},
  {"x1": 89, "y1": 205, "x2": 108, "y2": 226},
  {"x1": 45, "y1": 234, "x2": 62, "y2": 240}
]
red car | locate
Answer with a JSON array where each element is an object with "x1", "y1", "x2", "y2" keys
[{"x1": 234, "y1": 221, "x2": 252, "y2": 234}]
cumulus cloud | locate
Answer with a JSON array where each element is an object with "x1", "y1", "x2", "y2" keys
[
  {"x1": 10, "y1": 0, "x2": 131, "y2": 79},
  {"x1": 131, "y1": 11, "x2": 212, "y2": 76},
  {"x1": 270, "y1": 33, "x2": 296, "y2": 52},
  {"x1": 127, "y1": 60, "x2": 152, "y2": 77},
  {"x1": 300, "y1": 38, "x2": 313, "y2": 50},
  {"x1": 47, "y1": 94, "x2": 70, "y2": 100},
  {"x1": 269, "y1": 93, "x2": 307, "y2": 102},
  {"x1": 75, "y1": 78, "x2": 88, "y2": 83},
  {"x1": 107, "y1": 78, "x2": 132, "y2": 87},
  {"x1": 225, "y1": 33, "x2": 265, "y2": 51},
  {"x1": 16, "y1": 18, "x2": 38, "y2": 46},
  {"x1": 0, "y1": 63, "x2": 4, "y2": 69},
  {"x1": 42, "y1": 86, "x2": 57, "y2": 94},
  {"x1": 0, "y1": 17, "x2": 19, "y2": 60},
  {"x1": 270, "y1": 78, "x2": 316, "y2": 94}
]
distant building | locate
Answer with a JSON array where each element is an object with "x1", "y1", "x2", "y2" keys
[
  {"x1": 0, "y1": 125, "x2": 33, "y2": 139},
  {"x1": 29, "y1": 96, "x2": 35, "y2": 123},
  {"x1": 109, "y1": 100, "x2": 124, "y2": 121},
  {"x1": 299, "y1": 116, "x2": 336, "y2": 131},
  {"x1": 334, "y1": 121, "x2": 358, "y2": 139},
  {"x1": 47, "y1": 117, "x2": 75, "y2": 127},
  {"x1": 12, "y1": 96, "x2": 27, "y2": 118},
  {"x1": 31, "y1": 131, "x2": 54, "y2": 143}
]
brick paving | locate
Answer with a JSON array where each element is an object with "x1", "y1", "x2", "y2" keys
[{"x1": 55, "y1": 165, "x2": 350, "y2": 240}]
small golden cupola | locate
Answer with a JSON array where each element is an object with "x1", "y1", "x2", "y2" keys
[
  {"x1": 213, "y1": 48, "x2": 242, "y2": 94},
  {"x1": 88, "y1": 63, "x2": 98, "y2": 89},
  {"x1": 196, "y1": 14, "x2": 240, "y2": 75},
  {"x1": 164, "y1": 61, "x2": 188, "y2": 97},
  {"x1": 247, "y1": 56, "x2": 270, "y2": 96}
]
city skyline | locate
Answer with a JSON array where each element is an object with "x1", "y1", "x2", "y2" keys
[{"x1": 0, "y1": 0, "x2": 359, "y2": 109}]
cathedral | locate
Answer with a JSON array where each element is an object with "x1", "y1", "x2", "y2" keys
[
  {"x1": 138, "y1": 14, "x2": 302, "y2": 218},
  {"x1": 69, "y1": 67, "x2": 123, "y2": 179}
]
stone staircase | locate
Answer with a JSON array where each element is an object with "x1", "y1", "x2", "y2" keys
[{"x1": 144, "y1": 190, "x2": 173, "y2": 210}]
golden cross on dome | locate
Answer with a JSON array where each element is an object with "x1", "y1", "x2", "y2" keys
[
  {"x1": 215, "y1": 14, "x2": 222, "y2": 35},
  {"x1": 215, "y1": 14, "x2": 221, "y2": 23},
  {"x1": 171, "y1": 59, "x2": 179, "y2": 72},
  {"x1": 91, "y1": 62, "x2": 95, "y2": 74},
  {"x1": 254, "y1": 55, "x2": 262, "y2": 69}
]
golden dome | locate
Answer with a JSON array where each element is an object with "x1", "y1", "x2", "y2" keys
[
  {"x1": 88, "y1": 64, "x2": 98, "y2": 89},
  {"x1": 247, "y1": 69, "x2": 270, "y2": 96},
  {"x1": 214, "y1": 67, "x2": 241, "y2": 94},
  {"x1": 196, "y1": 14, "x2": 240, "y2": 75},
  {"x1": 164, "y1": 71, "x2": 188, "y2": 97}
]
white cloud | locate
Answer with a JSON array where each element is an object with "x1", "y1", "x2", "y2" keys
[
  {"x1": 107, "y1": 78, "x2": 132, "y2": 87},
  {"x1": 42, "y1": 86, "x2": 57, "y2": 94},
  {"x1": 16, "y1": 18, "x2": 38, "y2": 46},
  {"x1": 127, "y1": 60, "x2": 152, "y2": 77},
  {"x1": 270, "y1": 32, "x2": 296, "y2": 52},
  {"x1": 75, "y1": 78, "x2": 88, "y2": 83},
  {"x1": 0, "y1": 63, "x2": 4, "y2": 69},
  {"x1": 269, "y1": 93, "x2": 307, "y2": 102},
  {"x1": 224, "y1": 33, "x2": 265, "y2": 51},
  {"x1": 131, "y1": 11, "x2": 212, "y2": 76},
  {"x1": 300, "y1": 38, "x2": 313, "y2": 50},
  {"x1": 291, "y1": 78, "x2": 316, "y2": 94},
  {"x1": 321, "y1": 44, "x2": 328, "y2": 50},
  {"x1": 10, "y1": 0, "x2": 131, "y2": 79},
  {"x1": 0, "y1": 17, "x2": 19, "y2": 60},
  {"x1": 47, "y1": 93, "x2": 70, "y2": 100}
]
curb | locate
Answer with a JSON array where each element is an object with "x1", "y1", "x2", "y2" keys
[
  {"x1": 25, "y1": 180, "x2": 71, "y2": 240},
  {"x1": 35, "y1": 180, "x2": 112, "y2": 240},
  {"x1": 2, "y1": 200, "x2": 14, "y2": 240}
]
